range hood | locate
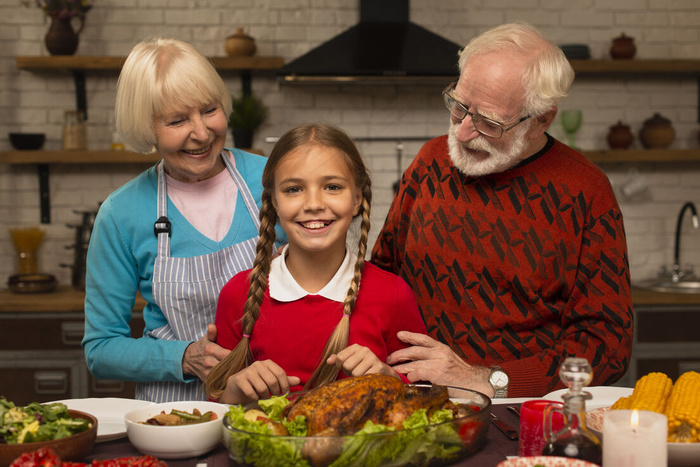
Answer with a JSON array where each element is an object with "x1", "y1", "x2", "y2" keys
[{"x1": 278, "y1": 0, "x2": 461, "y2": 84}]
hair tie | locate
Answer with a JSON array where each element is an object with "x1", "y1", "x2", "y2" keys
[{"x1": 242, "y1": 334, "x2": 251, "y2": 338}]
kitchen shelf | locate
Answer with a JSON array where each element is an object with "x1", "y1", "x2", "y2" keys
[
  {"x1": 0, "y1": 150, "x2": 159, "y2": 164},
  {"x1": 583, "y1": 149, "x2": 700, "y2": 163},
  {"x1": 0, "y1": 149, "x2": 262, "y2": 223},
  {"x1": 3, "y1": 148, "x2": 700, "y2": 165},
  {"x1": 15, "y1": 55, "x2": 284, "y2": 71},
  {"x1": 15, "y1": 55, "x2": 284, "y2": 118},
  {"x1": 569, "y1": 59, "x2": 700, "y2": 76}
]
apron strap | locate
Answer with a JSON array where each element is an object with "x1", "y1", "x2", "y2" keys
[
  {"x1": 155, "y1": 161, "x2": 171, "y2": 258},
  {"x1": 222, "y1": 151, "x2": 261, "y2": 231}
]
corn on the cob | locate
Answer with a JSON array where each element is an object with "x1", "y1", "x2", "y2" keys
[
  {"x1": 611, "y1": 395, "x2": 632, "y2": 410},
  {"x1": 666, "y1": 371, "x2": 700, "y2": 443},
  {"x1": 624, "y1": 372, "x2": 673, "y2": 414}
]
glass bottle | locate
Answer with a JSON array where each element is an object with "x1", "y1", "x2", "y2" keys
[
  {"x1": 63, "y1": 110, "x2": 86, "y2": 150},
  {"x1": 542, "y1": 357, "x2": 602, "y2": 465}
]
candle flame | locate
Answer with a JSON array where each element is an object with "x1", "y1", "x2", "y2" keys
[{"x1": 631, "y1": 409, "x2": 639, "y2": 428}]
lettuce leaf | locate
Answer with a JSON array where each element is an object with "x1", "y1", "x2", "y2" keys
[
  {"x1": 258, "y1": 394, "x2": 290, "y2": 421},
  {"x1": 328, "y1": 409, "x2": 463, "y2": 467}
]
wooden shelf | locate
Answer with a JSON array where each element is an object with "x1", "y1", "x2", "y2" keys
[
  {"x1": 0, "y1": 150, "x2": 159, "y2": 164},
  {"x1": 570, "y1": 59, "x2": 700, "y2": 77},
  {"x1": 583, "y1": 149, "x2": 700, "y2": 163},
  {"x1": 16, "y1": 55, "x2": 284, "y2": 71},
  {"x1": 1, "y1": 148, "x2": 697, "y2": 165},
  {"x1": 16, "y1": 56, "x2": 700, "y2": 76}
]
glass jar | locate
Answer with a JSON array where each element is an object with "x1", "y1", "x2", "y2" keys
[
  {"x1": 63, "y1": 110, "x2": 86, "y2": 150},
  {"x1": 110, "y1": 130, "x2": 124, "y2": 150},
  {"x1": 541, "y1": 357, "x2": 602, "y2": 465}
]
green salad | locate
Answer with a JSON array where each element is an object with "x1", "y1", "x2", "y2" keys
[
  {"x1": 224, "y1": 394, "x2": 470, "y2": 467},
  {"x1": 0, "y1": 397, "x2": 92, "y2": 444}
]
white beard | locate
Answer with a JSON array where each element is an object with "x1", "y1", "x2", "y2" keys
[{"x1": 447, "y1": 120, "x2": 531, "y2": 177}]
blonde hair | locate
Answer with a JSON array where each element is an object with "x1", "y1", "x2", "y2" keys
[
  {"x1": 115, "y1": 37, "x2": 232, "y2": 154},
  {"x1": 206, "y1": 124, "x2": 372, "y2": 398},
  {"x1": 458, "y1": 22, "x2": 574, "y2": 116}
]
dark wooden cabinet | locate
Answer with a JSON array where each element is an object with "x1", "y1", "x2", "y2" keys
[
  {"x1": 626, "y1": 304, "x2": 700, "y2": 385},
  {"x1": 0, "y1": 287, "x2": 145, "y2": 405}
]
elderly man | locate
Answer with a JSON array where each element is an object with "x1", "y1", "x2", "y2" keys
[{"x1": 372, "y1": 22, "x2": 633, "y2": 398}]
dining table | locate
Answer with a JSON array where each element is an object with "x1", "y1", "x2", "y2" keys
[{"x1": 81, "y1": 398, "x2": 531, "y2": 467}]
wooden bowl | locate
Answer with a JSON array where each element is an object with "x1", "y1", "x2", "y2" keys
[{"x1": 0, "y1": 410, "x2": 97, "y2": 467}]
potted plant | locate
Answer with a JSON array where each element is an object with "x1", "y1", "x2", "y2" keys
[{"x1": 228, "y1": 93, "x2": 269, "y2": 149}]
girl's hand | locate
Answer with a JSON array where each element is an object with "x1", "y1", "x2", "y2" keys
[
  {"x1": 220, "y1": 360, "x2": 301, "y2": 405},
  {"x1": 327, "y1": 344, "x2": 399, "y2": 379}
]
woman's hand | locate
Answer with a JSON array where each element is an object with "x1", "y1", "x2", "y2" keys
[
  {"x1": 182, "y1": 323, "x2": 230, "y2": 381},
  {"x1": 327, "y1": 344, "x2": 399, "y2": 379},
  {"x1": 220, "y1": 360, "x2": 301, "y2": 405}
]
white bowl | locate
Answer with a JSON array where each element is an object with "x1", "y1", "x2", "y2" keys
[{"x1": 124, "y1": 400, "x2": 227, "y2": 459}]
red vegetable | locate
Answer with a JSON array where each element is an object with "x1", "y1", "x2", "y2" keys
[
  {"x1": 10, "y1": 448, "x2": 60, "y2": 467},
  {"x1": 9, "y1": 448, "x2": 166, "y2": 467}
]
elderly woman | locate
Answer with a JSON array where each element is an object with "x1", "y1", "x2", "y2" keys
[{"x1": 82, "y1": 37, "x2": 284, "y2": 402}]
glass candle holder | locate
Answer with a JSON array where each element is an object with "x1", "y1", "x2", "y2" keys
[{"x1": 603, "y1": 409, "x2": 667, "y2": 466}]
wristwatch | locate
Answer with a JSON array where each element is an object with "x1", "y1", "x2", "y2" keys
[{"x1": 488, "y1": 366, "x2": 509, "y2": 398}]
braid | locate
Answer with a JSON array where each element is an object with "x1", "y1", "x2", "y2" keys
[{"x1": 204, "y1": 192, "x2": 277, "y2": 399}]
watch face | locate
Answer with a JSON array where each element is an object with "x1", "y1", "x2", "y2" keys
[{"x1": 490, "y1": 371, "x2": 509, "y2": 389}]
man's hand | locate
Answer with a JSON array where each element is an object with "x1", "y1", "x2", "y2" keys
[
  {"x1": 182, "y1": 323, "x2": 230, "y2": 381},
  {"x1": 327, "y1": 344, "x2": 399, "y2": 379},
  {"x1": 220, "y1": 360, "x2": 301, "y2": 405},
  {"x1": 386, "y1": 331, "x2": 494, "y2": 397}
]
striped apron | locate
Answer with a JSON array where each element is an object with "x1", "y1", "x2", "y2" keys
[{"x1": 137, "y1": 152, "x2": 260, "y2": 402}]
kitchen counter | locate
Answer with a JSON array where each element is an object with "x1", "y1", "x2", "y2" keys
[
  {"x1": 0, "y1": 285, "x2": 697, "y2": 312},
  {"x1": 0, "y1": 286, "x2": 146, "y2": 312},
  {"x1": 631, "y1": 286, "x2": 700, "y2": 306}
]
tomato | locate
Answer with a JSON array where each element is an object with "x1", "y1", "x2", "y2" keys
[
  {"x1": 10, "y1": 448, "x2": 61, "y2": 467},
  {"x1": 458, "y1": 420, "x2": 485, "y2": 446},
  {"x1": 8, "y1": 448, "x2": 166, "y2": 467},
  {"x1": 90, "y1": 456, "x2": 167, "y2": 467}
]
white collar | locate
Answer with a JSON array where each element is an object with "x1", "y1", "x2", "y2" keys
[{"x1": 268, "y1": 244, "x2": 357, "y2": 303}]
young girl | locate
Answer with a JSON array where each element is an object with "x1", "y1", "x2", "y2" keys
[{"x1": 205, "y1": 123, "x2": 426, "y2": 404}]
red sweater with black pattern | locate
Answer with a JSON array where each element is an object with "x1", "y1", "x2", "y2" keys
[{"x1": 371, "y1": 135, "x2": 633, "y2": 397}]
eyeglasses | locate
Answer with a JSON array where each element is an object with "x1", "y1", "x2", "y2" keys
[{"x1": 442, "y1": 82, "x2": 531, "y2": 139}]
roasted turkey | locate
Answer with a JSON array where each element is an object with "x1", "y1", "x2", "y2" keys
[{"x1": 281, "y1": 373, "x2": 472, "y2": 437}]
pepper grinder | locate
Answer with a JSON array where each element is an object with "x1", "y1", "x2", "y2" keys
[{"x1": 542, "y1": 357, "x2": 602, "y2": 465}]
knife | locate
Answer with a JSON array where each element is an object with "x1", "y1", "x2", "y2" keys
[{"x1": 490, "y1": 412, "x2": 519, "y2": 440}]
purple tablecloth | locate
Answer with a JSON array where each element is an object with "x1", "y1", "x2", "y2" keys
[{"x1": 87, "y1": 405, "x2": 520, "y2": 467}]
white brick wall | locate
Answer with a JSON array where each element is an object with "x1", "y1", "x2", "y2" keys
[{"x1": 1, "y1": 0, "x2": 699, "y2": 287}]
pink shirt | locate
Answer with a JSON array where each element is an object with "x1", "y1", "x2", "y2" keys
[{"x1": 165, "y1": 164, "x2": 238, "y2": 242}]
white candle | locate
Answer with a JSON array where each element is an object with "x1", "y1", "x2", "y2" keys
[{"x1": 602, "y1": 409, "x2": 667, "y2": 467}]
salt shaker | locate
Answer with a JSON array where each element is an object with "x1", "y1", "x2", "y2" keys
[{"x1": 542, "y1": 357, "x2": 602, "y2": 465}]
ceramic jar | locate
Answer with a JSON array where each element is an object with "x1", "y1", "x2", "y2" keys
[
  {"x1": 225, "y1": 28, "x2": 256, "y2": 57},
  {"x1": 607, "y1": 121, "x2": 634, "y2": 149},
  {"x1": 45, "y1": 16, "x2": 85, "y2": 56},
  {"x1": 610, "y1": 33, "x2": 636, "y2": 60},
  {"x1": 639, "y1": 113, "x2": 675, "y2": 149}
]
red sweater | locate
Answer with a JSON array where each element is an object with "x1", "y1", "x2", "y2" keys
[
  {"x1": 215, "y1": 262, "x2": 427, "y2": 390},
  {"x1": 371, "y1": 135, "x2": 633, "y2": 397}
]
